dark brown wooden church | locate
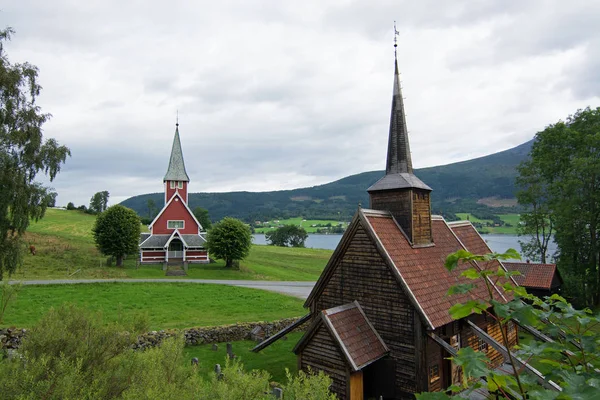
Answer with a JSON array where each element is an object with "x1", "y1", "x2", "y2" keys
[{"x1": 259, "y1": 53, "x2": 521, "y2": 399}]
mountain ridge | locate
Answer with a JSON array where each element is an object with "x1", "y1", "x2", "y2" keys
[{"x1": 121, "y1": 139, "x2": 533, "y2": 222}]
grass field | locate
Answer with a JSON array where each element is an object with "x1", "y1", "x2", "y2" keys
[
  {"x1": 183, "y1": 331, "x2": 303, "y2": 383},
  {"x1": 15, "y1": 209, "x2": 331, "y2": 281},
  {"x1": 1, "y1": 283, "x2": 306, "y2": 329},
  {"x1": 455, "y1": 213, "x2": 520, "y2": 234},
  {"x1": 253, "y1": 217, "x2": 348, "y2": 234}
]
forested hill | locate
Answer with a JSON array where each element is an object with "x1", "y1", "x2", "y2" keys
[{"x1": 122, "y1": 139, "x2": 533, "y2": 222}]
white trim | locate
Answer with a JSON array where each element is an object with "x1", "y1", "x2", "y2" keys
[
  {"x1": 164, "y1": 229, "x2": 189, "y2": 249},
  {"x1": 167, "y1": 220, "x2": 185, "y2": 230},
  {"x1": 148, "y1": 192, "x2": 205, "y2": 232}
]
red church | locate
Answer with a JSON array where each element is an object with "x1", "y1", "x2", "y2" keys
[{"x1": 139, "y1": 124, "x2": 208, "y2": 267}]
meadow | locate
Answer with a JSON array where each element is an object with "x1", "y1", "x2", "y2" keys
[
  {"x1": 2, "y1": 282, "x2": 306, "y2": 329},
  {"x1": 253, "y1": 217, "x2": 348, "y2": 234},
  {"x1": 17, "y1": 209, "x2": 331, "y2": 281},
  {"x1": 455, "y1": 213, "x2": 520, "y2": 234}
]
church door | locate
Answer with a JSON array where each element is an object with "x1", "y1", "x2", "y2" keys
[{"x1": 168, "y1": 239, "x2": 184, "y2": 260}]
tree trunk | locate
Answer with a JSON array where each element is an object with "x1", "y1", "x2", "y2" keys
[
  {"x1": 225, "y1": 258, "x2": 232, "y2": 268},
  {"x1": 116, "y1": 255, "x2": 124, "y2": 267}
]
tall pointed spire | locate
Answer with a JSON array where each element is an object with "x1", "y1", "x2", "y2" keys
[
  {"x1": 386, "y1": 53, "x2": 413, "y2": 174},
  {"x1": 163, "y1": 123, "x2": 190, "y2": 182},
  {"x1": 367, "y1": 25, "x2": 433, "y2": 246}
]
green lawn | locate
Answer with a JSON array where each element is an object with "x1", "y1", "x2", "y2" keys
[
  {"x1": 16, "y1": 209, "x2": 331, "y2": 281},
  {"x1": 455, "y1": 213, "x2": 520, "y2": 234},
  {"x1": 183, "y1": 331, "x2": 303, "y2": 384},
  {"x1": 254, "y1": 217, "x2": 347, "y2": 234},
  {"x1": 2, "y1": 283, "x2": 305, "y2": 330}
]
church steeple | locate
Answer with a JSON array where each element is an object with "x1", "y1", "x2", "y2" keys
[
  {"x1": 367, "y1": 33, "x2": 433, "y2": 246},
  {"x1": 164, "y1": 123, "x2": 190, "y2": 183},
  {"x1": 386, "y1": 56, "x2": 413, "y2": 175}
]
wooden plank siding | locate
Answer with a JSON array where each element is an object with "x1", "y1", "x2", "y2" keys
[
  {"x1": 463, "y1": 315, "x2": 518, "y2": 368},
  {"x1": 300, "y1": 325, "x2": 348, "y2": 398},
  {"x1": 313, "y1": 222, "x2": 417, "y2": 397},
  {"x1": 370, "y1": 190, "x2": 413, "y2": 242},
  {"x1": 411, "y1": 190, "x2": 432, "y2": 245}
]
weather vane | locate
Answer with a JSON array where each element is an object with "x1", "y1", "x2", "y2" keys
[{"x1": 394, "y1": 21, "x2": 399, "y2": 56}]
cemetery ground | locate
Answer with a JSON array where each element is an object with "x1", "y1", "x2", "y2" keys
[
  {"x1": 19, "y1": 208, "x2": 330, "y2": 281},
  {"x1": 182, "y1": 332, "x2": 304, "y2": 383}
]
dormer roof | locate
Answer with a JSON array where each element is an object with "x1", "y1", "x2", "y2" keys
[{"x1": 163, "y1": 125, "x2": 190, "y2": 182}]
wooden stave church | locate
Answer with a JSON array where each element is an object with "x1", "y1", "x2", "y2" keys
[
  {"x1": 139, "y1": 124, "x2": 209, "y2": 266},
  {"x1": 257, "y1": 54, "x2": 524, "y2": 399}
]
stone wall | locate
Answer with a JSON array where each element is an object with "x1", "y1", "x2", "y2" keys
[
  {"x1": 2, "y1": 317, "x2": 307, "y2": 352},
  {"x1": 134, "y1": 317, "x2": 306, "y2": 349},
  {"x1": 0, "y1": 327, "x2": 26, "y2": 351}
]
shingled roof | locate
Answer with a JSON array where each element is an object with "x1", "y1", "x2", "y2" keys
[
  {"x1": 306, "y1": 209, "x2": 510, "y2": 330},
  {"x1": 163, "y1": 125, "x2": 190, "y2": 182},
  {"x1": 294, "y1": 301, "x2": 389, "y2": 371},
  {"x1": 503, "y1": 262, "x2": 561, "y2": 290}
]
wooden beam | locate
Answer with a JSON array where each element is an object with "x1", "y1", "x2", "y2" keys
[
  {"x1": 466, "y1": 320, "x2": 561, "y2": 392},
  {"x1": 251, "y1": 313, "x2": 311, "y2": 353}
]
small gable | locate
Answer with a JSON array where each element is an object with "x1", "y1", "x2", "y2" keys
[
  {"x1": 151, "y1": 193, "x2": 201, "y2": 235},
  {"x1": 323, "y1": 302, "x2": 389, "y2": 371}
]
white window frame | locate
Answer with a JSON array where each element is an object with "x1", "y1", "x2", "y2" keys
[
  {"x1": 170, "y1": 181, "x2": 175, "y2": 189},
  {"x1": 177, "y1": 181, "x2": 183, "y2": 189},
  {"x1": 167, "y1": 220, "x2": 185, "y2": 229}
]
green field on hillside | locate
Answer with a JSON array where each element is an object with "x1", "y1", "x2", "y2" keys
[
  {"x1": 1, "y1": 283, "x2": 305, "y2": 329},
  {"x1": 183, "y1": 331, "x2": 303, "y2": 384},
  {"x1": 253, "y1": 217, "x2": 348, "y2": 234},
  {"x1": 15, "y1": 209, "x2": 331, "y2": 281},
  {"x1": 455, "y1": 213, "x2": 520, "y2": 234}
]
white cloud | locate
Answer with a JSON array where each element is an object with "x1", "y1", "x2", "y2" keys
[{"x1": 3, "y1": 0, "x2": 599, "y2": 206}]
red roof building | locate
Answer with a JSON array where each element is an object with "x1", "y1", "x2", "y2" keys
[
  {"x1": 503, "y1": 262, "x2": 562, "y2": 297},
  {"x1": 139, "y1": 124, "x2": 208, "y2": 266}
]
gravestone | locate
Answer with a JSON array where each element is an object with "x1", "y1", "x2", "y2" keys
[
  {"x1": 212, "y1": 344, "x2": 218, "y2": 351},
  {"x1": 191, "y1": 357, "x2": 199, "y2": 366},
  {"x1": 272, "y1": 387, "x2": 283, "y2": 399},
  {"x1": 226, "y1": 342, "x2": 235, "y2": 359},
  {"x1": 214, "y1": 364, "x2": 223, "y2": 380}
]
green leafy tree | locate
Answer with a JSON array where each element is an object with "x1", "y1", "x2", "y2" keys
[
  {"x1": 193, "y1": 206, "x2": 212, "y2": 230},
  {"x1": 516, "y1": 160, "x2": 554, "y2": 263},
  {"x1": 146, "y1": 198, "x2": 157, "y2": 220},
  {"x1": 66, "y1": 202, "x2": 75, "y2": 210},
  {"x1": 89, "y1": 190, "x2": 110, "y2": 214},
  {"x1": 0, "y1": 27, "x2": 70, "y2": 280},
  {"x1": 206, "y1": 217, "x2": 251, "y2": 269},
  {"x1": 417, "y1": 249, "x2": 600, "y2": 400},
  {"x1": 92, "y1": 204, "x2": 140, "y2": 267},
  {"x1": 517, "y1": 107, "x2": 600, "y2": 306},
  {"x1": 266, "y1": 225, "x2": 308, "y2": 247}
]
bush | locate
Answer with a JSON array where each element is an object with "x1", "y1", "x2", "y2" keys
[
  {"x1": 66, "y1": 202, "x2": 75, "y2": 210},
  {"x1": 0, "y1": 305, "x2": 336, "y2": 399}
]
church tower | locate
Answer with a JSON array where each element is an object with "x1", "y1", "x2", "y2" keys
[
  {"x1": 367, "y1": 50, "x2": 433, "y2": 246},
  {"x1": 163, "y1": 123, "x2": 190, "y2": 204}
]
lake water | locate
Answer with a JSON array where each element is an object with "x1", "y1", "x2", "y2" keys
[{"x1": 252, "y1": 233, "x2": 558, "y2": 259}]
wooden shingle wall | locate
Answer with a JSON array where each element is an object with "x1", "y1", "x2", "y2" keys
[
  {"x1": 412, "y1": 190, "x2": 432, "y2": 245},
  {"x1": 314, "y1": 222, "x2": 417, "y2": 396},
  {"x1": 300, "y1": 325, "x2": 348, "y2": 398}
]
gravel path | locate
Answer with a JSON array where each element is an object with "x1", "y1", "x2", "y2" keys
[{"x1": 8, "y1": 279, "x2": 316, "y2": 299}]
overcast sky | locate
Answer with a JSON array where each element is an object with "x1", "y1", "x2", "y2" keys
[{"x1": 4, "y1": 1, "x2": 600, "y2": 206}]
